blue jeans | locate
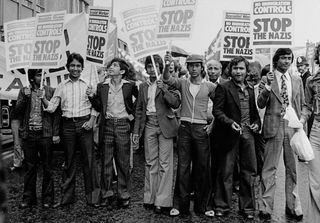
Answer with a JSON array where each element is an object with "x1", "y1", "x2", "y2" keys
[{"x1": 173, "y1": 121, "x2": 212, "y2": 214}]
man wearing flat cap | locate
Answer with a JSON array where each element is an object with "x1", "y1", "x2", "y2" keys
[{"x1": 163, "y1": 53, "x2": 216, "y2": 217}]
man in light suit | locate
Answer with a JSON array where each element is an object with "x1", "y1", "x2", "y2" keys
[
  {"x1": 133, "y1": 55, "x2": 180, "y2": 214},
  {"x1": 258, "y1": 48, "x2": 304, "y2": 221}
]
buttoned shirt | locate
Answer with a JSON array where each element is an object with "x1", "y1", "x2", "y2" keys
[
  {"x1": 105, "y1": 78, "x2": 129, "y2": 119},
  {"x1": 29, "y1": 89, "x2": 43, "y2": 127},
  {"x1": 233, "y1": 81, "x2": 250, "y2": 126},
  {"x1": 146, "y1": 80, "x2": 157, "y2": 115},
  {"x1": 45, "y1": 77, "x2": 97, "y2": 117}
]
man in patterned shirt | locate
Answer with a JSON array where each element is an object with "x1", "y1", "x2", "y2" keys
[{"x1": 41, "y1": 53, "x2": 100, "y2": 207}]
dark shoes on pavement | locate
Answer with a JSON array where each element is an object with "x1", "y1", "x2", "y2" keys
[
  {"x1": 259, "y1": 211, "x2": 271, "y2": 220},
  {"x1": 239, "y1": 210, "x2": 254, "y2": 220},
  {"x1": 19, "y1": 201, "x2": 34, "y2": 209},
  {"x1": 215, "y1": 210, "x2": 229, "y2": 217},
  {"x1": 285, "y1": 209, "x2": 303, "y2": 221}
]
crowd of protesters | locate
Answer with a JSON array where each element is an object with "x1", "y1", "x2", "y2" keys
[{"x1": 10, "y1": 44, "x2": 320, "y2": 222}]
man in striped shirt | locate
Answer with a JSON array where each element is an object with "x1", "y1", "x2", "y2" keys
[{"x1": 41, "y1": 53, "x2": 100, "y2": 207}]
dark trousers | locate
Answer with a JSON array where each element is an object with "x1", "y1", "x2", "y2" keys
[
  {"x1": 22, "y1": 131, "x2": 53, "y2": 204},
  {"x1": 173, "y1": 121, "x2": 212, "y2": 214},
  {"x1": 254, "y1": 133, "x2": 265, "y2": 177},
  {"x1": 101, "y1": 119, "x2": 131, "y2": 201},
  {"x1": 60, "y1": 118, "x2": 100, "y2": 205},
  {"x1": 214, "y1": 126, "x2": 257, "y2": 214}
]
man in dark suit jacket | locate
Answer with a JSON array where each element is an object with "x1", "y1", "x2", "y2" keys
[
  {"x1": 213, "y1": 56, "x2": 260, "y2": 220},
  {"x1": 133, "y1": 55, "x2": 180, "y2": 213},
  {"x1": 296, "y1": 56, "x2": 313, "y2": 137},
  {"x1": 16, "y1": 69, "x2": 60, "y2": 208},
  {"x1": 258, "y1": 48, "x2": 304, "y2": 221},
  {"x1": 88, "y1": 58, "x2": 138, "y2": 209}
]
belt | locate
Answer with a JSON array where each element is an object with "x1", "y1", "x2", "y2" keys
[
  {"x1": 105, "y1": 117, "x2": 129, "y2": 123},
  {"x1": 29, "y1": 126, "x2": 43, "y2": 131},
  {"x1": 63, "y1": 114, "x2": 90, "y2": 122}
]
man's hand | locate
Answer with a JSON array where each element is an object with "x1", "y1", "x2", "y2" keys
[
  {"x1": 86, "y1": 86, "x2": 94, "y2": 97},
  {"x1": 38, "y1": 89, "x2": 45, "y2": 99},
  {"x1": 231, "y1": 122, "x2": 241, "y2": 133},
  {"x1": 266, "y1": 71, "x2": 274, "y2": 85},
  {"x1": 52, "y1": 136, "x2": 60, "y2": 144},
  {"x1": 204, "y1": 122, "x2": 214, "y2": 135},
  {"x1": 164, "y1": 52, "x2": 173, "y2": 65},
  {"x1": 156, "y1": 79, "x2": 166, "y2": 90},
  {"x1": 24, "y1": 88, "x2": 31, "y2": 97},
  {"x1": 82, "y1": 118, "x2": 94, "y2": 130},
  {"x1": 132, "y1": 134, "x2": 139, "y2": 144},
  {"x1": 249, "y1": 123, "x2": 259, "y2": 133}
]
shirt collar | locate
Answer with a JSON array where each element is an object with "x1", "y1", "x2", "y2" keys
[
  {"x1": 103, "y1": 78, "x2": 129, "y2": 85},
  {"x1": 275, "y1": 69, "x2": 290, "y2": 80},
  {"x1": 65, "y1": 77, "x2": 87, "y2": 84}
]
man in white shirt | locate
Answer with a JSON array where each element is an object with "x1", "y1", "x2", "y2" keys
[{"x1": 42, "y1": 53, "x2": 100, "y2": 207}]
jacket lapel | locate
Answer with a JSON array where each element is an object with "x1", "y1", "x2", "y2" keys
[
  {"x1": 271, "y1": 78, "x2": 282, "y2": 103},
  {"x1": 143, "y1": 84, "x2": 148, "y2": 104},
  {"x1": 291, "y1": 74, "x2": 299, "y2": 102},
  {"x1": 228, "y1": 82, "x2": 240, "y2": 110},
  {"x1": 101, "y1": 84, "x2": 109, "y2": 115}
]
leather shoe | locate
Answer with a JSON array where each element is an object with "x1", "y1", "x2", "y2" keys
[
  {"x1": 239, "y1": 211, "x2": 254, "y2": 220},
  {"x1": 285, "y1": 208, "x2": 303, "y2": 221},
  {"x1": 42, "y1": 203, "x2": 51, "y2": 209},
  {"x1": 215, "y1": 210, "x2": 228, "y2": 217},
  {"x1": 143, "y1": 203, "x2": 154, "y2": 210},
  {"x1": 19, "y1": 201, "x2": 32, "y2": 209},
  {"x1": 259, "y1": 211, "x2": 271, "y2": 220},
  {"x1": 286, "y1": 212, "x2": 303, "y2": 221},
  {"x1": 154, "y1": 206, "x2": 162, "y2": 214},
  {"x1": 87, "y1": 203, "x2": 100, "y2": 208},
  {"x1": 121, "y1": 200, "x2": 130, "y2": 208}
]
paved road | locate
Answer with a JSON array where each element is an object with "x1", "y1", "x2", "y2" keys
[{"x1": 3, "y1": 147, "x2": 309, "y2": 222}]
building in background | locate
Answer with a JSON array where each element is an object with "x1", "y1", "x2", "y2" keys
[{"x1": 0, "y1": 0, "x2": 93, "y2": 41}]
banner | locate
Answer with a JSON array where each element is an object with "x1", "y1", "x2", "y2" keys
[
  {"x1": 206, "y1": 28, "x2": 222, "y2": 62},
  {"x1": 221, "y1": 11, "x2": 253, "y2": 61},
  {"x1": 105, "y1": 24, "x2": 118, "y2": 65},
  {"x1": 4, "y1": 18, "x2": 35, "y2": 71},
  {"x1": 251, "y1": 0, "x2": 294, "y2": 47},
  {"x1": 121, "y1": 5, "x2": 168, "y2": 60},
  {"x1": 156, "y1": 0, "x2": 197, "y2": 39},
  {"x1": 30, "y1": 11, "x2": 66, "y2": 68},
  {"x1": 86, "y1": 7, "x2": 111, "y2": 65},
  {"x1": 0, "y1": 14, "x2": 99, "y2": 100}
]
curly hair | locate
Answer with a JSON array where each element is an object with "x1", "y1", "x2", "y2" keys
[{"x1": 227, "y1": 56, "x2": 249, "y2": 77}]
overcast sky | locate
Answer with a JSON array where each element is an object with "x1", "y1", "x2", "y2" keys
[{"x1": 93, "y1": 0, "x2": 320, "y2": 54}]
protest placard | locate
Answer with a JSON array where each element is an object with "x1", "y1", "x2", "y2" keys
[
  {"x1": 86, "y1": 7, "x2": 111, "y2": 65},
  {"x1": 251, "y1": 0, "x2": 294, "y2": 47},
  {"x1": 221, "y1": 11, "x2": 253, "y2": 61},
  {"x1": 157, "y1": 0, "x2": 197, "y2": 39},
  {"x1": 30, "y1": 11, "x2": 66, "y2": 68},
  {"x1": 4, "y1": 18, "x2": 35, "y2": 71},
  {"x1": 122, "y1": 5, "x2": 168, "y2": 60}
]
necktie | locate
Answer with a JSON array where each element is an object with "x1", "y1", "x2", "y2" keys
[{"x1": 280, "y1": 74, "x2": 289, "y2": 115}]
